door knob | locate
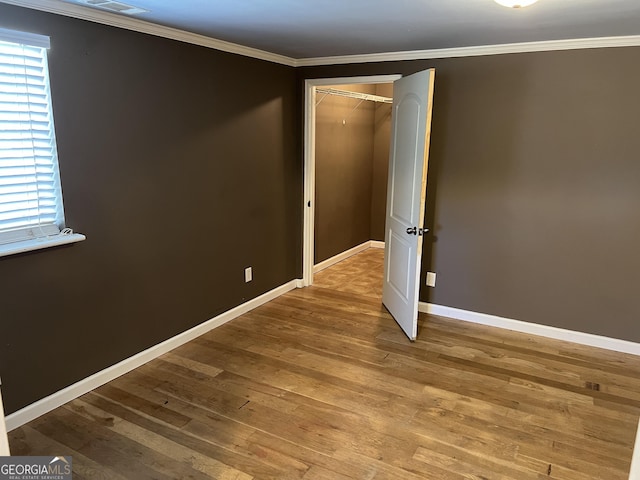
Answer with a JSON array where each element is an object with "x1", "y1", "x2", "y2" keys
[
  {"x1": 406, "y1": 226, "x2": 417, "y2": 235},
  {"x1": 419, "y1": 228, "x2": 429, "y2": 236}
]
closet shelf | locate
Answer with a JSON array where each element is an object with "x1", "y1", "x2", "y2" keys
[{"x1": 316, "y1": 87, "x2": 393, "y2": 105}]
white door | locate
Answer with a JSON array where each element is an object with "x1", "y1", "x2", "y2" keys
[{"x1": 382, "y1": 69, "x2": 436, "y2": 340}]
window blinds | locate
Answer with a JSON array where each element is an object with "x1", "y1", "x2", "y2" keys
[{"x1": 0, "y1": 28, "x2": 64, "y2": 245}]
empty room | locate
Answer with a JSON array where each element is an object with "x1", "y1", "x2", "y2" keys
[{"x1": 1, "y1": 0, "x2": 640, "y2": 478}]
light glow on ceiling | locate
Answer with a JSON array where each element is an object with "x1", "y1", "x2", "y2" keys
[{"x1": 494, "y1": 0, "x2": 539, "y2": 8}]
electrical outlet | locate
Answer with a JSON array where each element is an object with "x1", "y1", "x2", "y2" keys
[
  {"x1": 426, "y1": 272, "x2": 436, "y2": 287},
  {"x1": 245, "y1": 267, "x2": 252, "y2": 283}
]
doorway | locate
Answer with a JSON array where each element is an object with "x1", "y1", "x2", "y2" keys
[{"x1": 303, "y1": 75, "x2": 402, "y2": 287}]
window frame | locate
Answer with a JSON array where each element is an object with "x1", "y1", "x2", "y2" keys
[{"x1": 0, "y1": 28, "x2": 84, "y2": 258}]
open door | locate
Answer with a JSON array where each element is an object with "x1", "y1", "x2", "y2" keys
[{"x1": 382, "y1": 69, "x2": 436, "y2": 340}]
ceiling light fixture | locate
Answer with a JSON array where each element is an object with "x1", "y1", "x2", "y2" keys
[{"x1": 494, "y1": 0, "x2": 539, "y2": 8}]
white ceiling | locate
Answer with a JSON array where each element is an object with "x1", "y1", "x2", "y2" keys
[{"x1": 26, "y1": 0, "x2": 640, "y2": 59}]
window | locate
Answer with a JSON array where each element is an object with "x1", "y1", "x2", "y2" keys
[{"x1": 0, "y1": 28, "x2": 83, "y2": 257}]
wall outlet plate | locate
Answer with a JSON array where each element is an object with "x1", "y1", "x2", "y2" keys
[
  {"x1": 426, "y1": 272, "x2": 436, "y2": 287},
  {"x1": 245, "y1": 267, "x2": 252, "y2": 283}
]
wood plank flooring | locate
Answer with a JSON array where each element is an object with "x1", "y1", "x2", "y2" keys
[{"x1": 9, "y1": 247, "x2": 640, "y2": 479}]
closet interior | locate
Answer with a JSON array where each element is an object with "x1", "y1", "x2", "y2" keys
[{"x1": 314, "y1": 83, "x2": 393, "y2": 266}]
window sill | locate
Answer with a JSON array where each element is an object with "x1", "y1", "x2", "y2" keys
[{"x1": 0, "y1": 233, "x2": 86, "y2": 258}]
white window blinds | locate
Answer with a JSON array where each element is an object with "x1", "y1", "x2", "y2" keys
[{"x1": 0, "y1": 28, "x2": 64, "y2": 245}]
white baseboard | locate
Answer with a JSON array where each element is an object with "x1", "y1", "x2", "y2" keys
[
  {"x1": 313, "y1": 241, "x2": 372, "y2": 273},
  {"x1": 419, "y1": 302, "x2": 640, "y2": 357},
  {"x1": 5, "y1": 280, "x2": 299, "y2": 432},
  {"x1": 370, "y1": 241, "x2": 385, "y2": 249}
]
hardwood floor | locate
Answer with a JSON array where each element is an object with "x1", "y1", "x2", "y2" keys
[{"x1": 9, "y1": 247, "x2": 640, "y2": 479}]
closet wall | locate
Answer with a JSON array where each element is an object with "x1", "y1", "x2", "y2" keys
[{"x1": 315, "y1": 83, "x2": 392, "y2": 264}]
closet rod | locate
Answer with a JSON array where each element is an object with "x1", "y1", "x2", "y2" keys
[{"x1": 316, "y1": 87, "x2": 393, "y2": 105}]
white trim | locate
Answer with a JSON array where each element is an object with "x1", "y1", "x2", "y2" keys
[
  {"x1": 304, "y1": 75, "x2": 402, "y2": 87},
  {"x1": 631, "y1": 418, "x2": 640, "y2": 480},
  {"x1": 314, "y1": 241, "x2": 371, "y2": 274},
  {"x1": 1, "y1": 0, "x2": 296, "y2": 66},
  {"x1": 0, "y1": 385, "x2": 9, "y2": 455},
  {"x1": 418, "y1": 303, "x2": 640, "y2": 356},
  {"x1": 0, "y1": 233, "x2": 85, "y2": 258},
  {"x1": 0, "y1": 26, "x2": 49, "y2": 47},
  {"x1": 302, "y1": 79, "x2": 316, "y2": 288},
  {"x1": 296, "y1": 35, "x2": 640, "y2": 67},
  {"x1": 303, "y1": 74, "x2": 401, "y2": 287},
  {"x1": 370, "y1": 241, "x2": 385, "y2": 249},
  {"x1": 5, "y1": 279, "x2": 299, "y2": 431},
  {"x1": 3, "y1": 1, "x2": 640, "y2": 67}
]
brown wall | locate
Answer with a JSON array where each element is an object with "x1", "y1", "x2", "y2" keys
[
  {"x1": 315, "y1": 84, "x2": 376, "y2": 263},
  {"x1": 2, "y1": 3, "x2": 640, "y2": 418},
  {"x1": 0, "y1": 4, "x2": 300, "y2": 414},
  {"x1": 299, "y1": 47, "x2": 640, "y2": 343}
]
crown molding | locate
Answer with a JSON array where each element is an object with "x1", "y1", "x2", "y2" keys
[
  {"x1": 295, "y1": 35, "x2": 640, "y2": 67},
  {"x1": 0, "y1": 0, "x2": 297, "y2": 67},
  {"x1": 2, "y1": 1, "x2": 640, "y2": 68}
]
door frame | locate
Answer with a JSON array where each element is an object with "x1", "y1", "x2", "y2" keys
[{"x1": 303, "y1": 74, "x2": 402, "y2": 287}]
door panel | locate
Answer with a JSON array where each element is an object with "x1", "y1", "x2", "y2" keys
[
  {"x1": 387, "y1": 230, "x2": 412, "y2": 300},
  {"x1": 382, "y1": 69, "x2": 436, "y2": 340},
  {"x1": 390, "y1": 95, "x2": 421, "y2": 224}
]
